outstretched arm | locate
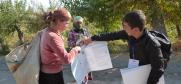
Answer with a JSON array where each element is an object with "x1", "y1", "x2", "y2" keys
[
  {"x1": 82, "y1": 30, "x2": 129, "y2": 45},
  {"x1": 91, "y1": 30, "x2": 128, "y2": 41}
]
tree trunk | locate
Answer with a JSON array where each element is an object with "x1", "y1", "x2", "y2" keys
[
  {"x1": 15, "y1": 25, "x2": 24, "y2": 44},
  {"x1": 176, "y1": 24, "x2": 181, "y2": 39},
  {"x1": 149, "y1": 0, "x2": 167, "y2": 36}
]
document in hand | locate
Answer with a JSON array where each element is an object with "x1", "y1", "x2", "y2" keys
[
  {"x1": 84, "y1": 41, "x2": 113, "y2": 71},
  {"x1": 71, "y1": 52, "x2": 89, "y2": 84},
  {"x1": 71, "y1": 41, "x2": 113, "y2": 84},
  {"x1": 120, "y1": 64, "x2": 165, "y2": 84}
]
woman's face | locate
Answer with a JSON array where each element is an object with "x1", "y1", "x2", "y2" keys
[
  {"x1": 57, "y1": 19, "x2": 70, "y2": 31},
  {"x1": 56, "y1": 11, "x2": 71, "y2": 32}
]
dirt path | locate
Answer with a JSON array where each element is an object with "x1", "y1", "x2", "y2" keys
[
  {"x1": 0, "y1": 52, "x2": 181, "y2": 84},
  {"x1": 63, "y1": 53, "x2": 181, "y2": 84}
]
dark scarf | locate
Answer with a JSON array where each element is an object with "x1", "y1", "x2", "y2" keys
[{"x1": 73, "y1": 27, "x2": 84, "y2": 34}]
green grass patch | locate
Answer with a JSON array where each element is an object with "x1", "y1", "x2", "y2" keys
[{"x1": 108, "y1": 40, "x2": 128, "y2": 54}]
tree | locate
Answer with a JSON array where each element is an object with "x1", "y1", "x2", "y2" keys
[
  {"x1": 161, "y1": 0, "x2": 181, "y2": 38},
  {"x1": 63, "y1": 0, "x2": 122, "y2": 32},
  {"x1": 147, "y1": 0, "x2": 167, "y2": 35},
  {"x1": 0, "y1": 0, "x2": 29, "y2": 40},
  {"x1": 0, "y1": 0, "x2": 43, "y2": 53}
]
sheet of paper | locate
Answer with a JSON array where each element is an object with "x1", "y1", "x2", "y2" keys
[
  {"x1": 128, "y1": 59, "x2": 139, "y2": 68},
  {"x1": 71, "y1": 41, "x2": 113, "y2": 84},
  {"x1": 84, "y1": 41, "x2": 113, "y2": 71},
  {"x1": 120, "y1": 64, "x2": 165, "y2": 84},
  {"x1": 71, "y1": 52, "x2": 89, "y2": 84}
]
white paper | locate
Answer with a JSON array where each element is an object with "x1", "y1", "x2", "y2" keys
[
  {"x1": 128, "y1": 59, "x2": 139, "y2": 68},
  {"x1": 84, "y1": 41, "x2": 113, "y2": 71},
  {"x1": 120, "y1": 64, "x2": 165, "y2": 84},
  {"x1": 71, "y1": 41, "x2": 113, "y2": 84},
  {"x1": 71, "y1": 52, "x2": 89, "y2": 84}
]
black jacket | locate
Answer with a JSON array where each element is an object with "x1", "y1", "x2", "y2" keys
[{"x1": 91, "y1": 29, "x2": 165, "y2": 84}]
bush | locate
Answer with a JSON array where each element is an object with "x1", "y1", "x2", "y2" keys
[
  {"x1": 108, "y1": 40, "x2": 128, "y2": 54},
  {"x1": 172, "y1": 39, "x2": 181, "y2": 52},
  {"x1": 0, "y1": 43, "x2": 10, "y2": 55}
]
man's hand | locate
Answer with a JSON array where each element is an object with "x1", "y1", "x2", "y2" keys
[{"x1": 81, "y1": 37, "x2": 92, "y2": 45}]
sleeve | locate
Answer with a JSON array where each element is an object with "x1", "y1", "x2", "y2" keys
[
  {"x1": 83, "y1": 28, "x2": 91, "y2": 37},
  {"x1": 49, "y1": 35, "x2": 79, "y2": 64},
  {"x1": 91, "y1": 30, "x2": 129, "y2": 41},
  {"x1": 147, "y1": 42, "x2": 165, "y2": 84},
  {"x1": 67, "y1": 31, "x2": 76, "y2": 48}
]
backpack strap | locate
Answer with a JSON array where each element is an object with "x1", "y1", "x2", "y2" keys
[{"x1": 147, "y1": 31, "x2": 161, "y2": 47}]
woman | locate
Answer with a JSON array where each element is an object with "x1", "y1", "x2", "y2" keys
[{"x1": 39, "y1": 7, "x2": 81, "y2": 84}]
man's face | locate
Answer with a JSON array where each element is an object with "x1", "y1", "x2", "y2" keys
[
  {"x1": 122, "y1": 22, "x2": 141, "y2": 37},
  {"x1": 74, "y1": 21, "x2": 83, "y2": 29},
  {"x1": 122, "y1": 22, "x2": 134, "y2": 36}
]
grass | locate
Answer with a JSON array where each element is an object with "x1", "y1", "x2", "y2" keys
[
  {"x1": 108, "y1": 40, "x2": 128, "y2": 54},
  {"x1": 172, "y1": 39, "x2": 181, "y2": 52}
]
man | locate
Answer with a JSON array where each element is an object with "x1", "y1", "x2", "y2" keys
[
  {"x1": 83, "y1": 10, "x2": 166, "y2": 84},
  {"x1": 68, "y1": 16, "x2": 90, "y2": 48},
  {"x1": 67, "y1": 16, "x2": 93, "y2": 84}
]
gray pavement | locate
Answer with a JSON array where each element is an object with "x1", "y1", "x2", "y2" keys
[
  {"x1": 0, "y1": 57, "x2": 16, "y2": 84},
  {"x1": 1, "y1": 52, "x2": 181, "y2": 84}
]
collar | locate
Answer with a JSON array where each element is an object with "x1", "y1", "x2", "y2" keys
[
  {"x1": 130, "y1": 29, "x2": 147, "y2": 42},
  {"x1": 47, "y1": 28, "x2": 60, "y2": 36}
]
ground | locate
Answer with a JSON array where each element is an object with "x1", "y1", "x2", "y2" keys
[{"x1": 0, "y1": 52, "x2": 181, "y2": 84}]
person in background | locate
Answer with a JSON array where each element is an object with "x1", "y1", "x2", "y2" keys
[
  {"x1": 68, "y1": 16, "x2": 90, "y2": 48},
  {"x1": 67, "y1": 16, "x2": 93, "y2": 84},
  {"x1": 82, "y1": 10, "x2": 166, "y2": 84},
  {"x1": 39, "y1": 7, "x2": 81, "y2": 84}
]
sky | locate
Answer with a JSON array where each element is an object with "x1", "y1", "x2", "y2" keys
[
  {"x1": 29, "y1": 0, "x2": 61, "y2": 9},
  {"x1": 11, "y1": 0, "x2": 63, "y2": 10},
  {"x1": 29, "y1": 0, "x2": 50, "y2": 9},
  {"x1": 34, "y1": 0, "x2": 50, "y2": 8},
  {"x1": 11, "y1": 0, "x2": 50, "y2": 9}
]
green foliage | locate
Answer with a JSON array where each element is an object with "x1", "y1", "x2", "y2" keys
[
  {"x1": 0, "y1": 35, "x2": 10, "y2": 54},
  {"x1": 63, "y1": 0, "x2": 181, "y2": 53},
  {"x1": 166, "y1": 22, "x2": 178, "y2": 43},
  {"x1": 108, "y1": 40, "x2": 128, "y2": 54},
  {"x1": 0, "y1": 0, "x2": 28, "y2": 33},
  {"x1": 0, "y1": 0, "x2": 45, "y2": 54},
  {"x1": 64, "y1": 0, "x2": 122, "y2": 32},
  {"x1": 0, "y1": 0, "x2": 181, "y2": 54}
]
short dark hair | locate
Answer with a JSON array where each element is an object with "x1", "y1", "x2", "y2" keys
[{"x1": 122, "y1": 10, "x2": 146, "y2": 31}]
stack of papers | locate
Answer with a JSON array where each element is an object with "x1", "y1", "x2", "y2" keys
[{"x1": 120, "y1": 64, "x2": 165, "y2": 84}]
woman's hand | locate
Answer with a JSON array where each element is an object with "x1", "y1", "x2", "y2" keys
[{"x1": 74, "y1": 46, "x2": 81, "y2": 53}]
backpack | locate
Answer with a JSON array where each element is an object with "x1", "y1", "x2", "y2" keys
[{"x1": 148, "y1": 31, "x2": 172, "y2": 62}]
